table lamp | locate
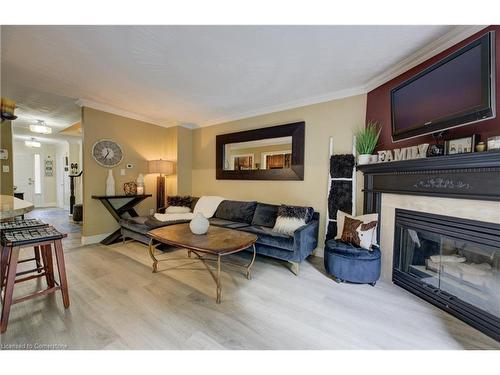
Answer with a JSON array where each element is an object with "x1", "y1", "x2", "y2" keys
[{"x1": 148, "y1": 159, "x2": 174, "y2": 212}]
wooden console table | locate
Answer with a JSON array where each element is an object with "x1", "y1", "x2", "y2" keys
[{"x1": 91, "y1": 194, "x2": 152, "y2": 245}]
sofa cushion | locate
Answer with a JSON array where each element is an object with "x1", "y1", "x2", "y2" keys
[
  {"x1": 120, "y1": 217, "x2": 151, "y2": 235},
  {"x1": 325, "y1": 239, "x2": 381, "y2": 260},
  {"x1": 240, "y1": 225, "x2": 294, "y2": 251},
  {"x1": 209, "y1": 218, "x2": 250, "y2": 229},
  {"x1": 251, "y1": 203, "x2": 279, "y2": 228},
  {"x1": 167, "y1": 195, "x2": 193, "y2": 208},
  {"x1": 214, "y1": 200, "x2": 257, "y2": 224},
  {"x1": 145, "y1": 217, "x2": 190, "y2": 229}
]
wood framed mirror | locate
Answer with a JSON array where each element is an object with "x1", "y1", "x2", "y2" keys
[{"x1": 216, "y1": 121, "x2": 305, "y2": 180}]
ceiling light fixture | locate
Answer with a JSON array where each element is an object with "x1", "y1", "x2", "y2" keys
[
  {"x1": 25, "y1": 138, "x2": 41, "y2": 148},
  {"x1": 29, "y1": 120, "x2": 52, "y2": 134}
]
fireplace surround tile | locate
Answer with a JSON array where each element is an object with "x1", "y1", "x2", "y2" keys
[{"x1": 379, "y1": 194, "x2": 500, "y2": 281}]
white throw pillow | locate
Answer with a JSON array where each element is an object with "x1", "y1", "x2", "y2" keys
[
  {"x1": 193, "y1": 196, "x2": 225, "y2": 218},
  {"x1": 335, "y1": 210, "x2": 378, "y2": 247},
  {"x1": 165, "y1": 206, "x2": 191, "y2": 214},
  {"x1": 273, "y1": 216, "x2": 305, "y2": 236},
  {"x1": 356, "y1": 224, "x2": 378, "y2": 250}
]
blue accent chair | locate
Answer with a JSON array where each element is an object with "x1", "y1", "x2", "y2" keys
[{"x1": 324, "y1": 239, "x2": 381, "y2": 286}]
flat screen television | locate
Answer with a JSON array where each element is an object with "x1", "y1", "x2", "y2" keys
[{"x1": 391, "y1": 31, "x2": 496, "y2": 141}]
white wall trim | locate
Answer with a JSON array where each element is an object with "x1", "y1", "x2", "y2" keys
[
  {"x1": 312, "y1": 246, "x2": 324, "y2": 258},
  {"x1": 81, "y1": 232, "x2": 113, "y2": 245},
  {"x1": 76, "y1": 25, "x2": 486, "y2": 130},
  {"x1": 199, "y1": 25, "x2": 487, "y2": 127},
  {"x1": 364, "y1": 25, "x2": 488, "y2": 92},
  {"x1": 35, "y1": 202, "x2": 57, "y2": 208},
  {"x1": 76, "y1": 98, "x2": 178, "y2": 128},
  {"x1": 199, "y1": 85, "x2": 367, "y2": 127}
]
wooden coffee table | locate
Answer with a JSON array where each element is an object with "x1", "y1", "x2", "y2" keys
[{"x1": 147, "y1": 224, "x2": 258, "y2": 303}]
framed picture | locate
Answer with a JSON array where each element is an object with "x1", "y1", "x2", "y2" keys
[
  {"x1": 445, "y1": 135, "x2": 477, "y2": 155},
  {"x1": 45, "y1": 159, "x2": 54, "y2": 176}
]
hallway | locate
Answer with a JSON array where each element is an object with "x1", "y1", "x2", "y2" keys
[{"x1": 26, "y1": 207, "x2": 82, "y2": 249}]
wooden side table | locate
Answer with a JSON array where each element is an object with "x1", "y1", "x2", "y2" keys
[{"x1": 91, "y1": 194, "x2": 152, "y2": 245}]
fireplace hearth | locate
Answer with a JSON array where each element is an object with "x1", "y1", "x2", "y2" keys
[{"x1": 393, "y1": 209, "x2": 500, "y2": 341}]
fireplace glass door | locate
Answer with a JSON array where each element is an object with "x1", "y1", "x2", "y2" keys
[
  {"x1": 396, "y1": 226, "x2": 500, "y2": 317},
  {"x1": 393, "y1": 208, "x2": 500, "y2": 343}
]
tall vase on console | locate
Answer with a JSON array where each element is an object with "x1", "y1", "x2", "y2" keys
[{"x1": 106, "y1": 169, "x2": 115, "y2": 196}]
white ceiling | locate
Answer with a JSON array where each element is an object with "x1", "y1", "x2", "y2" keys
[{"x1": 1, "y1": 25, "x2": 484, "y2": 128}]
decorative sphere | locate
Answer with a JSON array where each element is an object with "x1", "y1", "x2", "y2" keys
[{"x1": 189, "y1": 212, "x2": 209, "y2": 234}]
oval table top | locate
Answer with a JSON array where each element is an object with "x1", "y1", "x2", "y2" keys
[
  {"x1": 0, "y1": 195, "x2": 34, "y2": 221},
  {"x1": 148, "y1": 223, "x2": 258, "y2": 255}
]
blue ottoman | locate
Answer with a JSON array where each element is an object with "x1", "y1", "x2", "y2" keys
[{"x1": 324, "y1": 239, "x2": 381, "y2": 285}]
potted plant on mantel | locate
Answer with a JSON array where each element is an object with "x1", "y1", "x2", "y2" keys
[{"x1": 355, "y1": 121, "x2": 381, "y2": 165}]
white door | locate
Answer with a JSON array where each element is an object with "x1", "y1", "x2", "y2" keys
[
  {"x1": 13, "y1": 153, "x2": 35, "y2": 204},
  {"x1": 13, "y1": 152, "x2": 43, "y2": 206}
]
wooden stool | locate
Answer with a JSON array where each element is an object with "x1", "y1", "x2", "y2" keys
[
  {"x1": 0, "y1": 226, "x2": 70, "y2": 333},
  {"x1": 0, "y1": 219, "x2": 48, "y2": 283}
]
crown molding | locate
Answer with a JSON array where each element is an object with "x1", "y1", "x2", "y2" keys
[
  {"x1": 364, "y1": 25, "x2": 488, "y2": 92},
  {"x1": 199, "y1": 26, "x2": 488, "y2": 127},
  {"x1": 75, "y1": 98, "x2": 178, "y2": 128},
  {"x1": 76, "y1": 26, "x2": 488, "y2": 130},
  {"x1": 179, "y1": 122, "x2": 199, "y2": 129},
  {"x1": 199, "y1": 85, "x2": 367, "y2": 127}
]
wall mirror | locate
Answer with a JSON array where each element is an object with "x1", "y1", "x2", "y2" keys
[{"x1": 216, "y1": 121, "x2": 305, "y2": 180}]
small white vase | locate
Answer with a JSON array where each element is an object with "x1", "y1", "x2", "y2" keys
[
  {"x1": 189, "y1": 212, "x2": 209, "y2": 235},
  {"x1": 136, "y1": 173, "x2": 145, "y2": 195},
  {"x1": 358, "y1": 154, "x2": 371, "y2": 165},
  {"x1": 106, "y1": 169, "x2": 115, "y2": 196}
]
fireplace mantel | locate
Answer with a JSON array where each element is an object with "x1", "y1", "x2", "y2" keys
[{"x1": 358, "y1": 151, "x2": 500, "y2": 213}]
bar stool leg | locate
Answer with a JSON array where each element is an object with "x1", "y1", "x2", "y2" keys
[
  {"x1": 1, "y1": 246, "x2": 20, "y2": 333},
  {"x1": 34, "y1": 246, "x2": 42, "y2": 273},
  {"x1": 54, "y1": 240, "x2": 70, "y2": 308},
  {"x1": 1, "y1": 245, "x2": 8, "y2": 290},
  {"x1": 41, "y1": 244, "x2": 55, "y2": 288}
]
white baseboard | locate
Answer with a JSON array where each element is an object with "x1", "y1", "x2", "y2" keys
[
  {"x1": 312, "y1": 246, "x2": 324, "y2": 258},
  {"x1": 35, "y1": 202, "x2": 57, "y2": 208},
  {"x1": 81, "y1": 232, "x2": 113, "y2": 245}
]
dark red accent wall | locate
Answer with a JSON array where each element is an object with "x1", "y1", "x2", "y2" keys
[{"x1": 367, "y1": 25, "x2": 500, "y2": 151}]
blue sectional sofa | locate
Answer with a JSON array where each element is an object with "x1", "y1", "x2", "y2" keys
[{"x1": 120, "y1": 199, "x2": 319, "y2": 275}]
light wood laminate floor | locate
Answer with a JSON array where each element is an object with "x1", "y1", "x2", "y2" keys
[{"x1": 1, "y1": 240, "x2": 499, "y2": 349}]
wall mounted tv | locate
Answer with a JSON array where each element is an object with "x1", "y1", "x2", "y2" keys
[{"x1": 391, "y1": 31, "x2": 496, "y2": 141}]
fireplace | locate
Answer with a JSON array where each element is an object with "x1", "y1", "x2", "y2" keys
[
  {"x1": 393, "y1": 209, "x2": 500, "y2": 341},
  {"x1": 358, "y1": 151, "x2": 500, "y2": 342}
]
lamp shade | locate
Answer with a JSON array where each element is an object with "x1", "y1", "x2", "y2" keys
[{"x1": 148, "y1": 159, "x2": 174, "y2": 175}]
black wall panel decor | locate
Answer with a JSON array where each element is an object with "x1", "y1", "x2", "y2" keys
[
  {"x1": 330, "y1": 154, "x2": 355, "y2": 178},
  {"x1": 326, "y1": 154, "x2": 355, "y2": 239},
  {"x1": 328, "y1": 180, "x2": 353, "y2": 219}
]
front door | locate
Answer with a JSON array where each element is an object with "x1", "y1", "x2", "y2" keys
[{"x1": 13, "y1": 152, "x2": 42, "y2": 206}]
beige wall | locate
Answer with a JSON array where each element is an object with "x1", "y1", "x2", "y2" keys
[
  {"x1": 176, "y1": 126, "x2": 193, "y2": 195},
  {"x1": 192, "y1": 94, "x2": 367, "y2": 246},
  {"x1": 0, "y1": 120, "x2": 14, "y2": 195},
  {"x1": 81, "y1": 107, "x2": 189, "y2": 239}
]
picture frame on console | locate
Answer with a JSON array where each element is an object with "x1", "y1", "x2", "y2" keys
[{"x1": 445, "y1": 134, "x2": 478, "y2": 155}]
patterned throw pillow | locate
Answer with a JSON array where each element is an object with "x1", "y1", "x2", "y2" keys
[
  {"x1": 340, "y1": 216, "x2": 378, "y2": 250},
  {"x1": 272, "y1": 205, "x2": 314, "y2": 236},
  {"x1": 335, "y1": 210, "x2": 379, "y2": 247},
  {"x1": 167, "y1": 195, "x2": 192, "y2": 208}
]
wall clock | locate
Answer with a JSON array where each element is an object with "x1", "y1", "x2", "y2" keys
[{"x1": 92, "y1": 139, "x2": 123, "y2": 167}]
